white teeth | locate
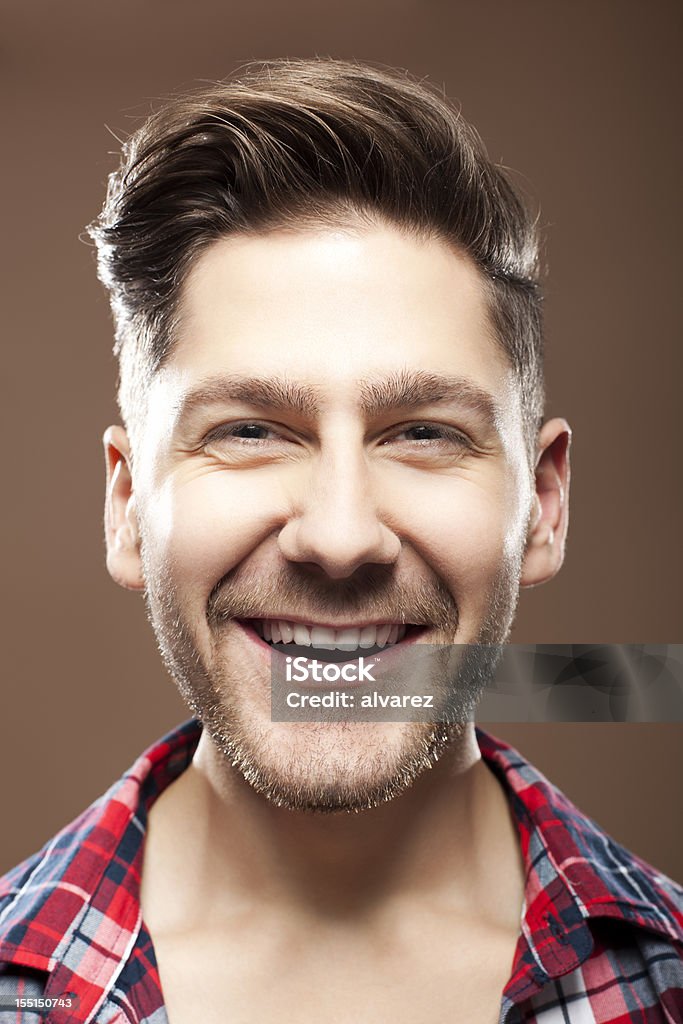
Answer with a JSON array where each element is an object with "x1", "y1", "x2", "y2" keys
[
  {"x1": 311, "y1": 626, "x2": 337, "y2": 650},
  {"x1": 256, "y1": 619, "x2": 411, "y2": 650},
  {"x1": 376, "y1": 623, "x2": 392, "y2": 647},
  {"x1": 336, "y1": 627, "x2": 361, "y2": 648},
  {"x1": 359, "y1": 625, "x2": 378, "y2": 649},
  {"x1": 278, "y1": 620, "x2": 294, "y2": 643},
  {"x1": 293, "y1": 623, "x2": 312, "y2": 646}
]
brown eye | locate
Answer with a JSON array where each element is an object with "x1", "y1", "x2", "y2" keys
[
  {"x1": 230, "y1": 424, "x2": 271, "y2": 440},
  {"x1": 387, "y1": 423, "x2": 472, "y2": 447},
  {"x1": 204, "y1": 422, "x2": 277, "y2": 444},
  {"x1": 403, "y1": 425, "x2": 446, "y2": 441}
]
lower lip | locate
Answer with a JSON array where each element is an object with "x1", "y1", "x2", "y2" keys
[{"x1": 233, "y1": 620, "x2": 429, "y2": 678}]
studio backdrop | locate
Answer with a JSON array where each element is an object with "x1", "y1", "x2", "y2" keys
[{"x1": 2, "y1": 0, "x2": 681, "y2": 878}]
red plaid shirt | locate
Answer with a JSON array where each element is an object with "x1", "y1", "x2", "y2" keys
[{"x1": 1, "y1": 720, "x2": 681, "y2": 1023}]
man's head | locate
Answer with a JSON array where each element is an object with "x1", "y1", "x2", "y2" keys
[
  {"x1": 90, "y1": 59, "x2": 544, "y2": 454},
  {"x1": 92, "y1": 60, "x2": 570, "y2": 812}
]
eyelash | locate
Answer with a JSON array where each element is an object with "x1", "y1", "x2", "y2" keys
[
  {"x1": 202, "y1": 422, "x2": 284, "y2": 446},
  {"x1": 387, "y1": 424, "x2": 472, "y2": 447},
  {"x1": 202, "y1": 421, "x2": 473, "y2": 450}
]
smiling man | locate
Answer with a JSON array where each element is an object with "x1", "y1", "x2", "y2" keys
[
  {"x1": 0, "y1": 60, "x2": 681, "y2": 1024},
  {"x1": 123, "y1": 226, "x2": 549, "y2": 817}
]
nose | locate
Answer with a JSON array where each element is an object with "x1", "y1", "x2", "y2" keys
[{"x1": 277, "y1": 450, "x2": 401, "y2": 579}]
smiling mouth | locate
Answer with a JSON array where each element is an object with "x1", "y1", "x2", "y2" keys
[{"x1": 246, "y1": 618, "x2": 425, "y2": 661}]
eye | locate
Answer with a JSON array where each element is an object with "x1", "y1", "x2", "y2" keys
[
  {"x1": 228, "y1": 423, "x2": 272, "y2": 440},
  {"x1": 204, "y1": 421, "x2": 281, "y2": 444},
  {"x1": 386, "y1": 423, "x2": 472, "y2": 447},
  {"x1": 198, "y1": 420, "x2": 302, "y2": 465},
  {"x1": 398, "y1": 425, "x2": 452, "y2": 442}
]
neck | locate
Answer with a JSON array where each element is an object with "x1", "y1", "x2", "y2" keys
[{"x1": 142, "y1": 724, "x2": 525, "y2": 933}]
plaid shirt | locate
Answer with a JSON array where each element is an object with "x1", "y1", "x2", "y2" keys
[{"x1": 1, "y1": 720, "x2": 681, "y2": 1023}]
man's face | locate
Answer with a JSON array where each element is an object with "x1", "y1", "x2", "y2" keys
[{"x1": 107, "y1": 223, "x2": 552, "y2": 811}]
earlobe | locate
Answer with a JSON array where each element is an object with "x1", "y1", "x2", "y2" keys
[
  {"x1": 103, "y1": 426, "x2": 144, "y2": 591},
  {"x1": 520, "y1": 418, "x2": 572, "y2": 588}
]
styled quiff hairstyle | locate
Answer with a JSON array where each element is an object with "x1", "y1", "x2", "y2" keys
[{"x1": 89, "y1": 58, "x2": 544, "y2": 455}]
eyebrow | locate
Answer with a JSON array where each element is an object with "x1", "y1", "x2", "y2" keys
[
  {"x1": 357, "y1": 370, "x2": 500, "y2": 425},
  {"x1": 176, "y1": 374, "x2": 320, "y2": 421},
  {"x1": 174, "y1": 369, "x2": 500, "y2": 428}
]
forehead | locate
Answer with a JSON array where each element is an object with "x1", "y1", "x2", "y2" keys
[{"x1": 163, "y1": 223, "x2": 515, "y2": 406}]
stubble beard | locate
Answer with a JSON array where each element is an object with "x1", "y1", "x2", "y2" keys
[{"x1": 142, "y1": 552, "x2": 521, "y2": 814}]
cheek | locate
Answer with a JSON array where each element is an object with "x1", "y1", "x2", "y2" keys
[
  {"x1": 139, "y1": 468, "x2": 290, "y2": 597},
  {"x1": 383, "y1": 468, "x2": 529, "y2": 599}
]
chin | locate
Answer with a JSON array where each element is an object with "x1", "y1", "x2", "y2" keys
[{"x1": 200, "y1": 710, "x2": 462, "y2": 813}]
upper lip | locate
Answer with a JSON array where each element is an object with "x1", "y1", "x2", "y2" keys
[{"x1": 241, "y1": 616, "x2": 424, "y2": 629}]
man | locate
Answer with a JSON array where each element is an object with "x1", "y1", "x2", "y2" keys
[{"x1": 0, "y1": 59, "x2": 680, "y2": 1024}]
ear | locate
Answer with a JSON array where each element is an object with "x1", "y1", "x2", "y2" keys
[
  {"x1": 103, "y1": 425, "x2": 144, "y2": 591},
  {"x1": 520, "y1": 418, "x2": 572, "y2": 588}
]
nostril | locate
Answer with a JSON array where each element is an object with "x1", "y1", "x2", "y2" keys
[{"x1": 277, "y1": 516, "x2": 400, "y2": 579}]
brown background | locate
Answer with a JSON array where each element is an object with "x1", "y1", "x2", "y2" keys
[{"x1": 2, "y1": 1, "x2": 681, "y2": 878}]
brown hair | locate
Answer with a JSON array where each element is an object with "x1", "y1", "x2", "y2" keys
[{"x1": 88, "y1": 58, "x2": 544, "y2": 454}]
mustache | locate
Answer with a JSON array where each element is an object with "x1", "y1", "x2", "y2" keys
[{"x1": 207, "y1": 564, "x2": 459, "y2": 632}]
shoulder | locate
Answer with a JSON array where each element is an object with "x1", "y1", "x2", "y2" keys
[
  {"x1": 0, "y1": 722, "x2": 200, "y2": 1022},
  {"x1": 0, "y1": 721, "x2": 200, "y2": 973},
  {"x1": 478, "y1": 730, "x2": 683, "y2": 1018},
  {"x1": 0, "y1": 777, "x2": 133, "y2": 972},
  {"x1": 477, "y1": 728, "x2": 683, "y2": 941}
]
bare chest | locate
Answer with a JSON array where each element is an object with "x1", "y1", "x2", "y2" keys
[{"x1": 151, "y1": 919, "x2": 516, "y2": 1024}]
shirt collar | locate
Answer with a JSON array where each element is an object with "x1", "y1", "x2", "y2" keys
[
  {"x1": 0, "y1": 720, "x2": 200, "y2": 1022},
  {"x1": 1, "y1": 721, "x2": 681, "y2": 1018},
  {"x1": 476, "y1": 728, "x2": 683, "y2": 1000}
]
